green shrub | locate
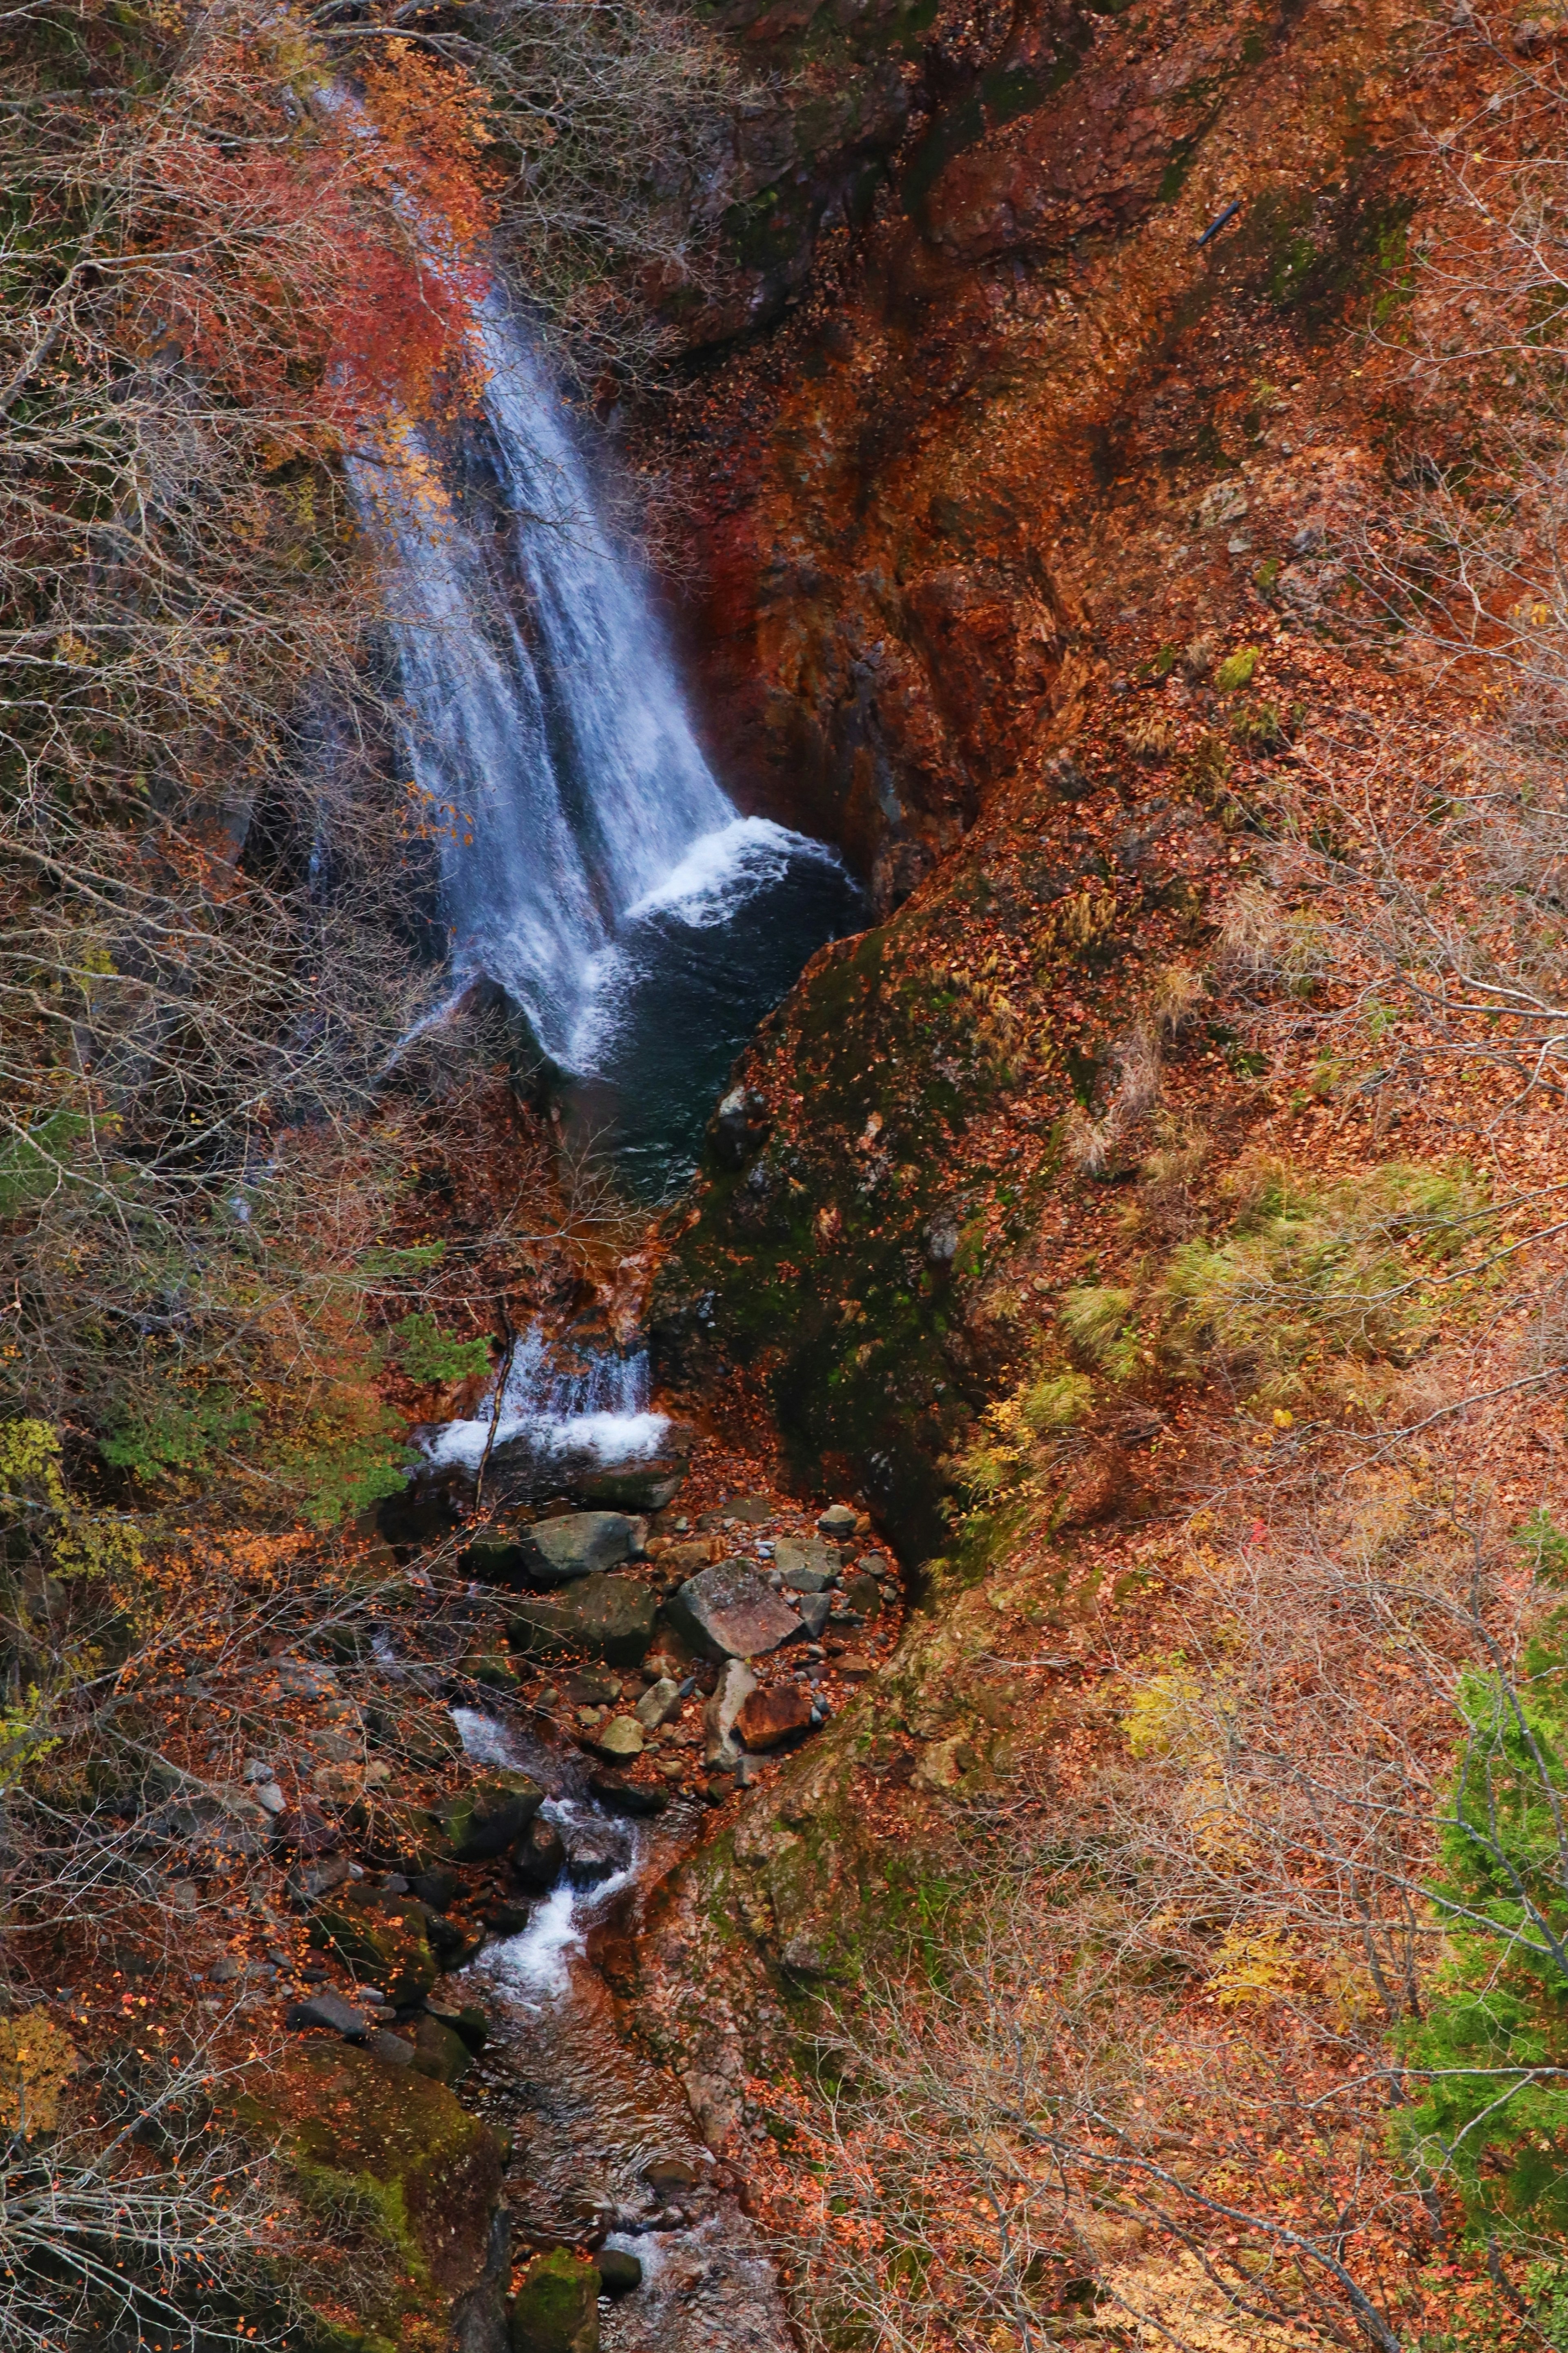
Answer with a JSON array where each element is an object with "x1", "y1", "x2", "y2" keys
[
  {"x1": 1400, "y1": 1540, "x2": 1568, "y2": 2246},
  {"x1": 387, "y1": 1312, "x2": 492, "y2": 1385},
  {"x1": 1214, "y1": 645, "x2": 1261, "y2": 691}
]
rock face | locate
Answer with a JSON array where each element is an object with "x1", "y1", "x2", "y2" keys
[
  {"x1": 514, "y1": 1512, "x2": 637, "y2": 1583},
  {"x1": 509, "y1": 2247, "x2": 599, "y2": 2353},
  {"x1": 666, "y1": 1559, "x2": 802, "y2": 1661},
  {"x1": 571, "y1": 1459, "x2": 687, "y2": 1513},
  {"x1": 508, "y1": 1573, "x2": 657, "y2": 1669}
]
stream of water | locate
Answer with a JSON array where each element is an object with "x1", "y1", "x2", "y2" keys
[
  {"x1": 349, "y1": 252, "x2": 839, "y2": 2329},
  {"x1": 450, "y1": 1710, "x2": 791, "y2": 2352}
]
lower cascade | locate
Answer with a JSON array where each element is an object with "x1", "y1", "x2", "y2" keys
[
  {"x1": 356, "y1": 288, "x2": 858, "y2": 1196},
  {"x1": 450, "y1": 1708, "x2": 793, "y2": 2353}
]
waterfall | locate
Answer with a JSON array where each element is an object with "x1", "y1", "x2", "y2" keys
[
  {"x1": 424, "y1": 1321, "x2": 666, "y2": 1476},
  {"x1": 354, "y1": 289, "x2": 838, "y2": 1077}
]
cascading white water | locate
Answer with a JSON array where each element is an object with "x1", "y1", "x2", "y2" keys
[
  {"x1": 355, "y1": 289, "x2": 841, "y2": 1078},
  {"x1": 425, "y1": 1321, "x2": 666, "y2": 1476}
]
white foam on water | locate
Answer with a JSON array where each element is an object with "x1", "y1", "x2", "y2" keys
[
  {"x1": 422, "y1": 1320, "x2": 668, "y2": 1474},
  {"x1": 624, "y1": 815, "x2": 835, "y2": 929},
  {"x1": 450, "y1": 1704, "x2": 515, "y2": 1765}
]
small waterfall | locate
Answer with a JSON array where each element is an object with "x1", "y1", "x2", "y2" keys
[
  {"x1": 425, "y1": 1323, "x2": 666, "y2": 1477},
  {"x1": 354, "y1": 291, "x2": 845, "y2": 1083}
]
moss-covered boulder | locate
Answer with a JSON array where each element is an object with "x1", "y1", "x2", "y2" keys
[
  {"x1": 308, "y1": 1885, "x2": 439, "y2": 2007},
  {"x1": 508, "y1": 1574, "x2": 656, "y2": 1671},
  {"x1": 240, "y1": 2042, "x2": 504, "y2": 2349},
  {"x1": 430, "y1": 1767, "x2": 543, "y2": 1862},
  {"x1": 509, "y1": 2248, "x2": 599, "y2": 2353},
  {"x1": 412, "y1": 2012, "x2": 472, "y2": 2086}
]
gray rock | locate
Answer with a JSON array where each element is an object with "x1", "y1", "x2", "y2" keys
[
  {"x1": 816, "y1": 1504, "x2": 858, "y2": 1538},
  {"x1": 285, "y1": 1853, "x2": 352, "y2": 1907},
  {"x1": 207, "y1": 1957, "x2": 241, "y2": 1983},
  {"x1": 633, "y1": 1675, "x2": 682, "y2": 1731},
  {"x1": 516, "y1": 1511, "x2": 636, "y2": 1584},
  {"x1": 565, "y1": 1828, "x2": 624, "y2": 1885},
  {"x1": 252, "y1": 1781, "x2": 287, "y2": 1816},
  {"x1": 795, "y1": 1592, "x2": 832, "y2": 1640},
  {"x1": 514, "y1": 1814, "x2": 565, "y2": 1890},
  {"x1": 666, "y1": 1559, "x2": 802, "y2": 1662},
  {"x1": 509, "y1": 1572, "x2": 656, "y2": 1670},
  {"x1": 841, "y1": 1572, "x2": 883, "y2": 1621},
  {"x1": 588, "y1": 1715, "x2": 644, "y2": 1761},
  {"x1": 704, "y1": 1658, "x2": 757, "y2": 1767},
  {"x1": 774, "y1": 1537, "x2": 838, "y2": 1592},
  {"x1": 369, "y1": 2028, "x2": 416, "y2": 2067},
  {"x1": 286, "y1": 1989, "x2": 370, "y2": 2040},
  {"x1": 572, "y1": 1459, "x2": 687, "y2": 1514},
  {"x1": 596, "y1": 2247, "x2": 643, "y2": 2295}
]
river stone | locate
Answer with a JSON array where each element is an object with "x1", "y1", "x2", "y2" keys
[
  {"x1": 461, "y1": 1534, "x2": 531, "y2": 1584},
  {"x1": 595, "y1": 2248, "x2": 642, "y2": 2295},
  {"x1": 773, "y1": 1537, "x2": 838, "y2": 1591},
  {"x1": 514, "y1": 1813, "x2": 565, "y2": 1890},
  {"x1": 564, "y1": 1828, "x2": 624, "y2": 1885},
  {"x1": 571, "y1": 1459, "x2": 687, "y2": 1514},
  {"x1": 817, "y1": 1503, "x2": 858, "y2": 1537},
  {"x1": 508, "y1": 1574, "x2": 656, "y2": 1670},
  {"x1": 633, "y1": 1675, "x2": 682, "y2": 1731},
  {"x1": 737, "y1": 1682, "x2": 814, "y2": 1751},
  {"x1": 412, "y1": 2012, "x2": 472, "y2": 2086},
  {"x1": 433, "y1": 1770, "x2": 544, "y2": 1862},
  {"x1": 307, "y1": 1887, "x2": 440, "y2": 2008},
  {"x1": 509, "y1": 2247, "x2": 599, "y2": 2353},
  {"x1": 285, "y1": 1852, "x2": 352, "y2": 1906},
  {"x1": 516, "y1": 1512, "x2": 635, "y2": 1584},
  {"x1": 795, "y1": 1592, "x2": 832, "y2": 1640},
  {"x1": 588, "y1": 1769, "x2": 669, "y2": 1817},
  {"x1": 666, "y1": 1560, "x2": 802, "y2": 1662},
  {"x1": 704, "y1": 1658, "x2": 757, "y2": 1766},
  {"x1": 286, "y1": 1989, "x2": 370, "y2": 2040},
  {"x1": 586, "y1": 1714, "x2": 644, "y2": 1761},
  {"x1": 841, "y1": 1571, "x2": 883, "y2": 1621}
]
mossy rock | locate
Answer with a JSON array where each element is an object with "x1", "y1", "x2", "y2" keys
[
  {"x1": 430, "y1": 1768, "x2": 543, "y2": 1862},
  {"x1": 308, "y1": 1885, "x2": 439, "y2": 2007},
  {"x1": 238, "y1": 2042, "x2": 503, "y2": 2342},
  {"x1": 509, "y1": 2248, "x2": 599, "y2": 2353},
  {"x1": 412, "y1": 2012, "x2": 472, "y2": 2086}
]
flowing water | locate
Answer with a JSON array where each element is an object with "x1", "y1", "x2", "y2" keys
[
  {"x1": 349, "y1": 256, "x2": 842, "y2": 2330},
  {"x1": 423, "y1": 1326, "x2": 667, "y2": 1481},
  {"x1": 449, "y1": 1711, "x2": 791, "y2": 2352},
  {"x1": 356, "y1": 289, "x2": 859, "y2": 1198}
]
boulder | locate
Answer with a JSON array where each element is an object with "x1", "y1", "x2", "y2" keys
[
  {"x1": 773, "y1": 1537, "x2": 839, "y2": 1591},
  {"x1": 432, "y1": 1770, "x2": 543, "y2": 1862},
  {"x1": 565, "y1": 1828, "x2": 624, "y2": 1885},
  {"x1": 595, "y1": 2247, "x2": 642, "y2": 2295},
  {"x1": 509, "y1": 2247, "x2": 599, "y2": 2353},
  {"x1": 410, "y1": 1865, "x2": 463, "y2": 1912},
  {"x1": 633, "y1": 1675, "x2": 682, "y2": 1731},
  {"x1": 737, "y1": 1682, "x2": 814, "y2": 1751},
  {"x1": 307, "y1": 1887, "x2": 439, "y2": 2007},
  {"x1": 795, "y1": 1592, "x2": 832, "y2": 1640},
  {"x1": 704, "y1": 1659, "x2": 757, "y2": 1767},
  {"x1": 370, "y1": 2028, "x2": 417, "y2": 2068},
  {"x1": 514, "y1": 1813, "x2": 566, "y2": 1890},
  {"x1": 244, "y1": 2042, "x2": 503, "y2": 2313},
  {"x1": 666, "y1": 1560, "x2": 802, "y2": 1662},
  {"x1": 428, "y1": 2003, "x2": 490, "y2": 2054},
  {"x1": 509, "y1": 1574, "x2": 656, "y2": 1671},
  {"x1": 817, "y1": 1504, "x2": 858, "y2": 1537},
  {"x1": 285, "y1": 1853, "x2": 352, "y2": 1907},
  {"x1": 285, "y1": 1989, "x2": 370, "y2": 2041},
  {"x1": 516, "y1": 1512, "x2": 635, "y2": 1584},
  {"x1": 587, "y1": 1769, "x2": 669, "y2": 1817},
  {"x1": 461, "y1": 1534, "x2": 531, "y2": 1584},
  {"x1": 840, "y1": 1572, "x2": 883, "y2": 1621},
  {"x1": 586, "y1": 1715, "x2": 643, "y2": 1761},
  {"x1": 570, "y1": 1459, "x2": 687, "y2": 1514},
  {"x1": 412, "y1": 2013, "x2": 473, "y2": 2085}
]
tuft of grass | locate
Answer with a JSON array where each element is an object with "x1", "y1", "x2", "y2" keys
[
  {"x1": 1060, "y1": 1283, "x2": 1142, "y2": 1379},
  {"x1": 1214, "y1": 645, "x2": 1262, "y2": 691}
]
